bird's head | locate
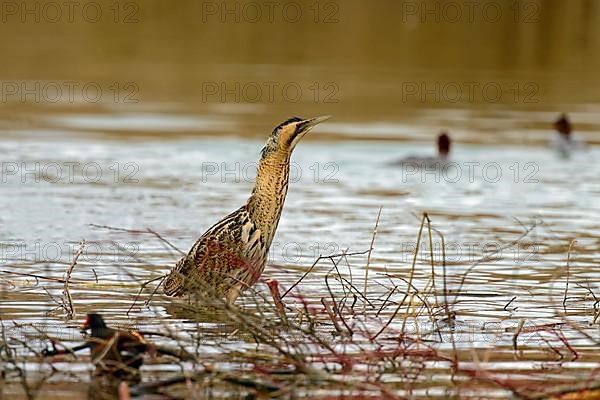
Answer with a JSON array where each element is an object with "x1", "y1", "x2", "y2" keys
[
  {"x1": 437, "y1": 131, "x2": 451, "y2": 157},
  {"x1": 80, "y1": 313, "x2": 107, "y2": 332},
  {"x1": 262, "y1": 115, "x2": 331, "y2": 157},
  {"x1": 554, "y1": 114, "x2": 572, "y2": 138}
]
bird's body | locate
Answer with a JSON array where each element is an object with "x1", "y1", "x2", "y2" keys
[
  {"x1": 78, "y1": 313, "x2": 150, "y2": 377},
  {"x1": 164, "y1": 116, "x2": 330, "y2": 304},
  {"x1": 394, "y1": 155, "x2": 449, "y2": 169},
  {"x1": 391, "y1": 132, "x2": 452, "y2": 168},
  {"x1": 43, "y1": 313, "x2": 193, "y2": 368}
]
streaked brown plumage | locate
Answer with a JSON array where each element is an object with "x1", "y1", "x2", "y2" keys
[{"x1": 163, "y1": 116, "x2": 330, "y2": 304}]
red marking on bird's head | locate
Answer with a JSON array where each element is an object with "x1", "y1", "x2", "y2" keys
[
  {"x1": 80, "y1": 314, "x2": 91, "y2": 330},
  {"x1": 80, "y1": 313, "x2": 106, "y2": 331}
]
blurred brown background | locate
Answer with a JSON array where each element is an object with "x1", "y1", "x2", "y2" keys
[{"x1": 1, "y1": 0, "x2": 599, "y2": 143}]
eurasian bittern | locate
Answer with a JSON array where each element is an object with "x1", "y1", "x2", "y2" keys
[{"x1": 163, "y1": 116, "x2": 331, "y2": 304}]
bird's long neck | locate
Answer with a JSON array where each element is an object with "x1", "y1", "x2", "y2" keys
[{"x1": 246, "y1": 150, "x2": 291, "y2": 246}]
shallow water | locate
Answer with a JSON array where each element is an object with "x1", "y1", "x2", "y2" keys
[
  {"x1": 1, "y1": 132, "x2": 600, "y2": 398},
  {"x1": 2, "y1": 0, "x2": 600, "y2": 398}
]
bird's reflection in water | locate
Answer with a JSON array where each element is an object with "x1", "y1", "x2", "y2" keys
[
  {"x1": 88, "y1": 371, "x2": 137, "y2": 400},
  {"x1": 88, "y1": 369, "x2": 185, "y2": 400},
  {"x1": 162, "y1": 296, "x2": 279, "y2": 348},
  {"x1": 163, "y1": 299, "x2": 236, "y2": 324}
]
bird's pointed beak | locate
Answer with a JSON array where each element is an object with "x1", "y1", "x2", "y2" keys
[
  {"x1": 287, "y1": 115, "x2": 331, "y2": 149},
  {"x1": 294, "y1": 116, "x2": 331, "y2": 143},
  {"x1": 301, "y1": 115, "x2": 331, "y2": 131}
]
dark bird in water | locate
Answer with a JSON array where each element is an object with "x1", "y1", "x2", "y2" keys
[
  {"x1": 554, "y1": 114, "x2": 572, "y2": 139},
  {"x1": 43, "y1": 313, "x2": 192, "y2": 377},
  {"x1": 551, "y1": 114, "x2": 585, "y2": 157},
  {"x1": 41, "y1": 313, "x2": 150, "y2": 378},
  {"x1": 163, "y1": 116, "x2": 331, "y2": 304},
  {"x1": 391, "y1": 131, "x2": 452, "y2": 167},
  {"x1": 80, "y1": 313, "x2": 150, "y2": 372},
  {"x1": 437, "y1": 132, "x2": 451, "y2": 158}
]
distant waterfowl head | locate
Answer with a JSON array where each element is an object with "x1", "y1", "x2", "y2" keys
[
  {"x1": 437, "y1": 132, "x2": 451, "y2": 157},
  {"x1": 262, "y1": 115, "x2": 331, "y2": 157},
  {"x1": 554, "y1": 114, "x2": 572, "y2": 138}
]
